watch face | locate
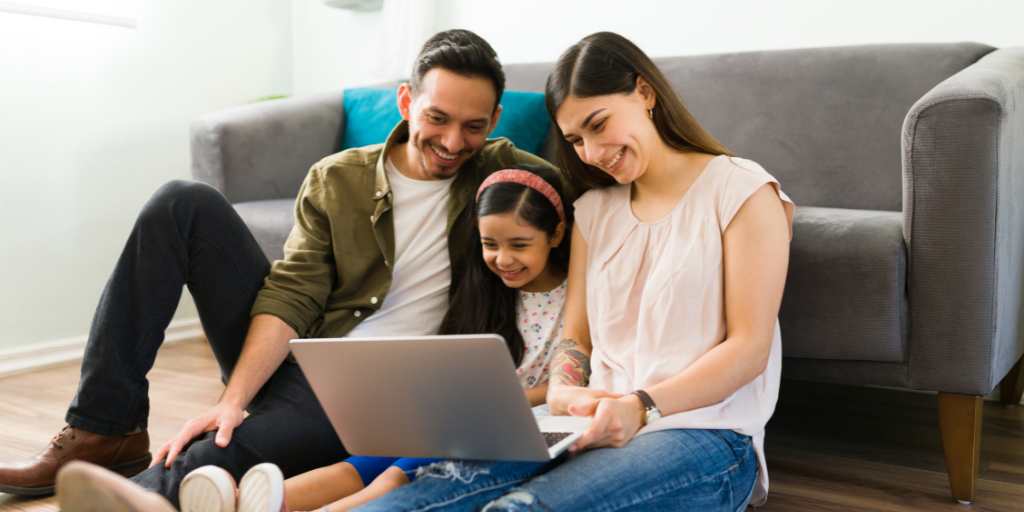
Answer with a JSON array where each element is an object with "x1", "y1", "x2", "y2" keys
[{"x1": 645, "y1": 408, "x2": 662, "y2": 424}]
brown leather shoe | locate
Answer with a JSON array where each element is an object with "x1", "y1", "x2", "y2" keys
[
  {"x1": 0, "y1": 425, "x2": 151, "y2": 496},
  {"x1": 56, "y1": 461, "x2": 175, "y2": 512}
]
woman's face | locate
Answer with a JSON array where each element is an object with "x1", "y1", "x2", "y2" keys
[
  {"x1": 555, "y1": 82, "x2": 657, "y2": 185},
  {"x1": 478, "y1": 212, "x2": 563, "y2": 292}
]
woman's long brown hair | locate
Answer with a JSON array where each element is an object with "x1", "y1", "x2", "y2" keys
[{"x1": 545, "y1": 31, "x2": 731, "y2": 190}]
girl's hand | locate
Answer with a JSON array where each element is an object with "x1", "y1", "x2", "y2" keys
[
  {"x1": 547, "y1": 385, "x2": 622, "y2": 415},
  {"x1": 568, "y1": 394, "x2": 645, "y2": 452}
]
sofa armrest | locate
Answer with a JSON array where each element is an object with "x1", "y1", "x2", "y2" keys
[
  {"x1": 901, "y1": 48, "x2": 1024, "y2": 394},
  {"x1": 190, "y1": 91, "x2": 345, "y2": 203}
]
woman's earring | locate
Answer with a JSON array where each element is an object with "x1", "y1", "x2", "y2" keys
[{"x1": 648, "y1": 108, "x2": 654, "y2": 120}]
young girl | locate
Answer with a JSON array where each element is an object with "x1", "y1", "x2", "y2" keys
[{"x1": 173, "y1": 163, "x2": 575, "y2": 512}]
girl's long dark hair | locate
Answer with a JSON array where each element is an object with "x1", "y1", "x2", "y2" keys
[
  {"x1": 440, "y1": 163, "x2": 571, "y2": 366},
  {"x1": 545, "y1": 31, "x2": 731, "y2": 190}
]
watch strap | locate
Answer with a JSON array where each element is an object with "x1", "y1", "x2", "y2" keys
[{"x1": 631, "y1": 389, "x2": 657, "y2": 411}]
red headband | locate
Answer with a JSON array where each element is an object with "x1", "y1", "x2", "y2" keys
[{"x1": 476, "y1": 169, "x2": 566, "y2": 224}]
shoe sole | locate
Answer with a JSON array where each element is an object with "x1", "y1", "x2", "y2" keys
[
  {"x1": 179, "y1": 465, "x2": 237, "y2": 512},
  {"x1": 237, "y1": 463, "x2": 284, "y2": 512},
  {"x1": 0, "y1": 452, "x2": 152, "y2": 497},
  {"x1": 56, "y1": 461, "x2": 173, "y2": 512}
]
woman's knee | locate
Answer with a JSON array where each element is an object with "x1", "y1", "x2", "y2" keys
[{"x1": 482, "y1": 490, "x2": 549, "y2": 511}]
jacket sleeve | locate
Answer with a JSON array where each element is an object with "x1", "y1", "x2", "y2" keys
[{"x1": 250, "y1": 163, "x2": 337, "y2": 336}]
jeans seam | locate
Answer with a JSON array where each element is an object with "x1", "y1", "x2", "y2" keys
[
  {"x1": 411, "y1": 475, "x2": 532, "y2": 512},
  {"x1": 595, "y1": 461, "x2": 742, "y2": 512},
  {"x1": 734, "y1": 479, "x2": 755, "y2": 512}
]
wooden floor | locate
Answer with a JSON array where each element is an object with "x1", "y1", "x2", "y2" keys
[{"x1": 0, "y1": 340, "x2": 1022, "y2": 511}]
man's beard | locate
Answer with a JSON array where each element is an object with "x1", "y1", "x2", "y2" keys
[{"x1": 418, "y1": 141, "x2": 467, "y2": 179}]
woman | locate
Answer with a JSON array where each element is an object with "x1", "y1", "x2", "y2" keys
[{"x1": 354, "y1": 31, "x2": 794, "y2": 512}]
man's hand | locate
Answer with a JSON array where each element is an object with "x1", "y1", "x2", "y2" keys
[
  {"x1": 149, "y1": 314, "x2": 296, "y2": 468},
  {"x1": 150, "y1": 401, "x2": 245, "y2": 468},
  {"x1": 546, "y1": 385, "x2": 622, "y2": 416},
  {"x1": 568, "y1": 394, "x2": 644, "y2": 452}
]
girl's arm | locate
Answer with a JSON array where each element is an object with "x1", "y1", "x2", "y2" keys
[
  {"x1": 525, "y1": 384, "x2": 548, "y2": 406},
  {"x1": 547, "y1": 225, "x2": 622, "y2": 414},
  {"x1": 573, "y1": 184, "x2": 791, "y2": 450},
  {"x1": 283, "y1": 461, "x2": 365, "y2": 511}
]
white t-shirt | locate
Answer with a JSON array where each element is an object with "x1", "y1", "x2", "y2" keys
[
  {"x1": 515, "y1": 279, "x2": 567, "y2": 388},
  {"x1": 345, "y1": 159, "x2": 454, "y2": 337}
]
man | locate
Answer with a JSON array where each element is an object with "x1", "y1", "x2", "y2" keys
[{"x1": 0, "y1": 28, "x2": 555, "y2": 506}]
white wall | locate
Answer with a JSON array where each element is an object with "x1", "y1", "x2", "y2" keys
[
  {"x1": 291, "y1": 0, "x2": 441, "y2": 95},
  {"x1": 440, "y1": 0, "x2": 1024, "y2": 64},
  {"x1": 4, "y1": 0, "x2": 1021, "y2": 353},
  {"x1": 0, "y1": 0, "x2": 291, "y2": 350},
  {"x1": 294, "y1": 0, "x2": 1024, "y2": 94}
]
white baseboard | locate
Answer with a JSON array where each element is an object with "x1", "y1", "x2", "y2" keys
[{"x1": 0, "y1": 319, "x2": 205, "y2": 378}]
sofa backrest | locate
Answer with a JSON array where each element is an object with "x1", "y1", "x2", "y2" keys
[{"x1": 504, "y1": 42, "x2": 993, "y2": 211}]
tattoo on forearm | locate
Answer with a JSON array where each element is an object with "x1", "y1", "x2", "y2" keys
[{"x1": 551, "y1": 338, "x2": 591, "y2": 386}]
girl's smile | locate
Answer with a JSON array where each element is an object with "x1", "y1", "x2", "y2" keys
[{"x1": 479, "y1": 212, "x2": 564, "y2": 293}]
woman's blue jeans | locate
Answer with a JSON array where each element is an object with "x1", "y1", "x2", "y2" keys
[{"x1": 353, "y1": 428, "x2": 758, "y2": 512}]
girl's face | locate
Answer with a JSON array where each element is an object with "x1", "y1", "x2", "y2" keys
[
  {"x1": 555, "y1": 80, "x2": 658, "y2": 185},
  {"x1": 479, "y1": 212, "x2": 564, "y2": 292}
]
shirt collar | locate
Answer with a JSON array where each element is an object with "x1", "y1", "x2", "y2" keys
[{"x1": 372, "y1": 120, "x2": 410, "y2": 202}]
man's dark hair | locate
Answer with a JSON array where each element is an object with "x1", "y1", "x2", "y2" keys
[{"x1": 410, "y1": 29, "x2": 506, "y2": 110}]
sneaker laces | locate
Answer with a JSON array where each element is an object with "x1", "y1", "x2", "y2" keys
[{"x1": 49, "y1": 425, "x2": 77, "y2": 450}]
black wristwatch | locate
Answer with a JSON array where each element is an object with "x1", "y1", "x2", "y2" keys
[{"x1": 631, "y1": 389, "x2": 662, "y2": 426}]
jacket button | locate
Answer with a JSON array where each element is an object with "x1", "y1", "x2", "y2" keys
[
  {"x1": 370, "y1": 296, "x2": 379, "y2": 304},
  {"x1": 374, "y1": 190, "x2": 383, "y2": 198},
  {"x1": 354, "y1": 310, "x2": 362, "y2": 318}
]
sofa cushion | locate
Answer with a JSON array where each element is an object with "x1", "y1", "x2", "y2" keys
[
  {"x1": 233, "y1": 199, "x2": 295, "y2": 262},
  {"x1": 341, "y1": 87, "x2": 404, "y2": 150},
  {"x1": 779, "y1": 206, "x2": 907, "y2": 362},
  {"x1": 340, "y1": 88, "x2": 551, "y2": 155}
]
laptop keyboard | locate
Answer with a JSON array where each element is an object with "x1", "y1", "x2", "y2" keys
[{"x1": 543, "y1": 432, "x2": 573, "y2": 447}]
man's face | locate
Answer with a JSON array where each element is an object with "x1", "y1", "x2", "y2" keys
[{"x1": 397, "y1": 68, "x2": 502, "y2": 180}]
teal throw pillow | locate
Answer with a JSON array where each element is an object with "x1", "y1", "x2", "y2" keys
[{"x1": 340, "y1": 88, "x2": 550, "y2": 156}]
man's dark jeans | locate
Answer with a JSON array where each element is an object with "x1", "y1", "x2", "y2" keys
[{"x1": 64, "y1": 180, "x2": 346, "y2": 505}]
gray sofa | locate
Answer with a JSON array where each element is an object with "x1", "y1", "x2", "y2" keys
[{"x1": 191, "y1": 42, "x2": 1024, "y2": 503}]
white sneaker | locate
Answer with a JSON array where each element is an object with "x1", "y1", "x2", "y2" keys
[
  {"x1": 179, "y1": 465, "x2": 237, "y2": 512},
  {"x1": 237, "y1": 463, "x2": 285, "y2": 512},
  {"x1": 56, "y1": 461, "x2": 176, "y2": 512}
]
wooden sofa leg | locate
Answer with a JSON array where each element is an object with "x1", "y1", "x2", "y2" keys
[
  {"x1": 999, "y1": 354, "x2": 1024, "y2": 405},
  {"x1": 937, "y1": 393, "x2": 983, "y2": 504}
]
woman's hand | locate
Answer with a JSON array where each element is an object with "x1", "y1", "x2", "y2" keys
[
  {"x1": 546, "y1": 385, "x2": 621, "y2": 415},
  {"x1": 568, "y1": 394, "x2": 645, "y2": 452}
]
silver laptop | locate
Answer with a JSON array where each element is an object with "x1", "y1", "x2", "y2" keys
[{"x1": 289, "y1": 334, "x2": 590, "y2": 461}]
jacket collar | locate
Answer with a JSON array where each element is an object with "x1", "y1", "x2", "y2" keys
[{"x1": 372, "y1": 121, "x2": 409, "y2": 202}]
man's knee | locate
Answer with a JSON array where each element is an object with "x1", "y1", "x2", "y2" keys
[
  {"x1": 173, "y1": 434, "x2": 247, "y2": 477},
  {"x1": 140, "y1": 180, "x2": 229, "y2": 226}
]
